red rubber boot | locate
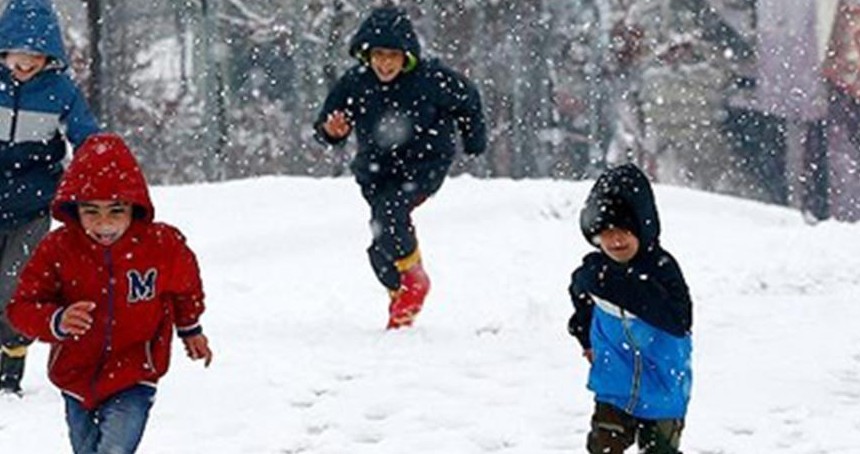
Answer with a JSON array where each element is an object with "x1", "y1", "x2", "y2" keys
[{"x1": 387, "y1": 252, "x2": 430, "y2": 329}]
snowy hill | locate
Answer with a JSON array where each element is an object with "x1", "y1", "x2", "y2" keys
[{"x1": 2, "y1": 176, "x2": 859, "y2": 453}]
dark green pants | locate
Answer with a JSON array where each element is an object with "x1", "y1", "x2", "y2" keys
[{"x1": 587, "y1": 402, "x2": 684, "y2": 454}]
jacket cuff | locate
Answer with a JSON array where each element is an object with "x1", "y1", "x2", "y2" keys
[
  {"x1": 51, "y1": 308, "x2": 69, "y2": 340},
  {"x1": 177, "y1": 322, "x2": 203, "y2": 338},
  {"x1": 567, "y1": 315, "x2": 591, "y2": 350}
]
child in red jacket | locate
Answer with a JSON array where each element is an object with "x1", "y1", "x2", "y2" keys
[{"x1": 6, "y1": 133, "x2": 212, "y2": 453}]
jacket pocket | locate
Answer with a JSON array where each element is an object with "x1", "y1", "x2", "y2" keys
[
  {"x1": 48, "y1": 344, "x2": 63, "y2": 371},
  {"x1": 144, "y1": 340, "x2": 155, "y2": 373}
]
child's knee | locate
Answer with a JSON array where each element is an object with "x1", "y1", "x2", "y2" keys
[{"x1": 587, "y1": 403, "x2": 636, "y2": 453}]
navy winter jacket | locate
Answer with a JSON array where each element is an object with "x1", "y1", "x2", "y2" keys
[
  {"x1": 0, "y1": 0, "x2": 99, "y2": 230},
  {"x1": 314, "y1": 7, "x2": 486, "y2": 190},
  {"x1": 568, "y1": 164, "x2": 693, "y2": 419}
]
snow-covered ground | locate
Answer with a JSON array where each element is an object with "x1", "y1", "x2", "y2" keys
[{"x1": 2, "y1": 176, "x2": 859, "y2": 453}]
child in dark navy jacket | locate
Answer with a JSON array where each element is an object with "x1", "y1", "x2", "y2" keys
[
  {"x1": 568, "y1": 164, "x2": 693, "y2": 454},
  {"x1": 315, "y1": 6, "x2": 487, "y2": 329},
  {"x1": 0, "y1": 0, "x2": 100, "y2": 395}
]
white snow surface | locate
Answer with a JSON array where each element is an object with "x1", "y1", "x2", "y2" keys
[{"x1": 2, "y1": 176, "x2": 860, "y2": 453}]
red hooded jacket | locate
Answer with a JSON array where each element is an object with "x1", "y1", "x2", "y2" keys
[{"x1": 7, "y1": 133, "x2": 205, "y2": 410}]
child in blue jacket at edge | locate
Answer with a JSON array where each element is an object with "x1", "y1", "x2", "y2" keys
[
  {"x1": 0, "y1": 0, "x2": 100, "y2": 395},
  {"x1": 314, "y1": 6, "x2": 486, "y2": 329},
  {"x1": 568, "y1": 163, "x2": 693, "y2": 454}
]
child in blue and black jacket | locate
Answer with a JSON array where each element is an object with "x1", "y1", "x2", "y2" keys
[
  {"x1": 315, "y1": 6, "x2": 486, "y2": 330},
  {"x1": 0, "y1": 0, "x2": 99, "y2": 395},
  {"x1": 568, "y1": 163, "x2": 692, "y2": 454}
]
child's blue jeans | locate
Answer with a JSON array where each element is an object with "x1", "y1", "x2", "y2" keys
[{"x1": 64, "y1": 384, "x2": 156, "y2": 454}]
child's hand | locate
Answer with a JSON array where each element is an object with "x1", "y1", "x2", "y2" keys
[
  {"x1": 182, "y1": 334, "x2": 213, "y2": 367},
  {"x1": 60, "y1": 301, "x2": 96, "y2": 337},
  {"x1": 583, "y1": 349, "x2": 594, "y2": 364},
  {"x1": 323, "y1": 110, "x2": 352, "y2": 139}
]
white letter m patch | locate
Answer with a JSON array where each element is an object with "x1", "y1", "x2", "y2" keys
[{"x1": 127, "y1": 268, "x2": 157, "y2": 303}]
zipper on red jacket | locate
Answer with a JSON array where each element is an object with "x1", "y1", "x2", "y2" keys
[{"x1": 91, "y1": 248, "x2": 116, "y2": 398}]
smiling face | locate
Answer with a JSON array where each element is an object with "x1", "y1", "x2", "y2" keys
[
  {"x1": 596, "y1": 227, "x2": 640, "y2": 264},
  {"x1": 78, "y1": 201, "x2": 133, "y2": 246},
  {"x1": 369, "y1": 47, "x2": 405, "y2": 83},
  {"x1": 4, "y1": 52, "x2": 48, "y2": 82}
]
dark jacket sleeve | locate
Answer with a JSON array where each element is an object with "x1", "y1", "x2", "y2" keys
[
  {"x1": 567, "y1": 265, "x2": 595, "y2": 349},
  {"x1": 313, "y1": 69, "x2": 358, "y2": 147},
  {"x1": 432, "y1": 64, "x2": 487, "y2": 155},
  {"x1": 596, "y1": 251, "x2": 693, "y2": 337}
]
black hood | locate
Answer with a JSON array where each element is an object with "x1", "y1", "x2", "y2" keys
[
  {"x1": 348, "y1": 6, "x2": 421, "y2": 63},
  {"x1": 580, "y1": 163, "x2": 661, "y2": 248}
]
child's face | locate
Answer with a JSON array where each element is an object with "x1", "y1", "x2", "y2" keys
[
  {"x1": 4, "y1": 52, "x2": 48, "y2": 82},
  {"x1": 370, "y1": 47, "x2": 405, "y2": 83},
  {"x1": 596, "y1": 227, "x2": 640, "y2": 264},
  {"x1": 78, "y1": 201, "x2": 133, "y2": 246}
]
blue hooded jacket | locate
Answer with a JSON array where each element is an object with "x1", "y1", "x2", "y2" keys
[
  {"x1": 0, "y1": 0, "x2": 99, "y2": 231},
  {"x1": 568, "y1": 164, "x2": 693, "y2": 420}
]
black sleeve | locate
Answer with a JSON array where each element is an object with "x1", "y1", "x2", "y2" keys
[
  {"x1": 567, "y1": 266, "x2": 595, "y2": 349},
  {"x1": 599, "y1": 253, "x2": 693, "y2": 337},
  {"x1": 433, "y1": 64, "x2": 487, "y2": 155},
  {"x1": 313, "y1": 70, "x2": 356, "y2": 147}
]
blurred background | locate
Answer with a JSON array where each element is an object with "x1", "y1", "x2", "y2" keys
[{"x1": 9, "y1": 0, "x2": 858, "y2": 222}]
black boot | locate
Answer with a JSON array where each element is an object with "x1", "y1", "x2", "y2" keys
[{"x1": 0, "y1": 350, "x2": 25, "y2": 396}]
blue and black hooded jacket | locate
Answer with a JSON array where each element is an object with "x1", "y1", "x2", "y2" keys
[
  {"x1": 568, "y1": 164, "x2": 693, "y2": 420},
  {"x1": 0, "y1": 0, "x2": 100, "y2": 231},
  {"x1": 314, "y1": 6, "x2": 486, "y2": 194}
]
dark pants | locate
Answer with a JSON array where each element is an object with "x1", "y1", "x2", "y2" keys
[
  {"x1": 0, "y1": 215, "x2": 50, "y2": 349},
  {"x1": 360, "y1": 165, "x2": 447, "y2": 290},
  {"x1": 587, "y1": 402, "x2": 684, "y2": 454},
  {"x1": 64, "y1": 385, "x2": 156, "y2": 454}
]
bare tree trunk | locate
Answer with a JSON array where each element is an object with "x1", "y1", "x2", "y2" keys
[
  {"x1": 171, "y1": 1, "x2": 192, "y2": 102},
  {"x1": 201, "y1": 0, "x2": 228, "y2": 180},
  {"x1": 587, "y1": 0, "x2": 611, "y2": 175},
  {"x1": 322, "y1": 0, "x2": 346, "y2": 89},
  {"x1": 85, "y1": 0, "x2": 103, "y2": 120},
  {"x1": 101, "y1": 0, "x2": 119, "y2": 130}
]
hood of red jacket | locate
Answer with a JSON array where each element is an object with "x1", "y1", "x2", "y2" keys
[{"x1": 51, "y1": 133, "x2": 153, "y2": 226}]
